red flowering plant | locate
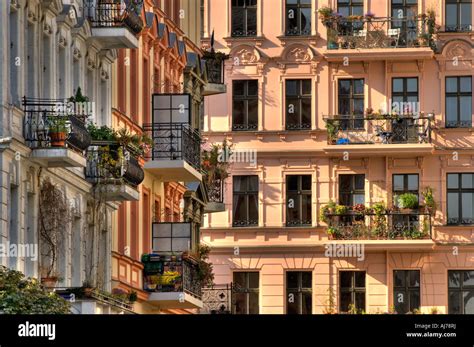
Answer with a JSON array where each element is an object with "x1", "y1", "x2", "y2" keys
[{"x1": 353, "y1": 204, "x2": 367, "y2": 215}]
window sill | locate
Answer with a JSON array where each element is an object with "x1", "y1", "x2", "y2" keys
[
  {"x1": 277, "y1": 34, "x2": 319, "y2": 46},
  {"x1": 223, "y1": 35, "x2": 266, "y2": 47}
]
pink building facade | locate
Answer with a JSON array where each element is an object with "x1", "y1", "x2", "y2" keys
[{"x1": 201, "y1": 0, "x2": 474, "y2": 314}]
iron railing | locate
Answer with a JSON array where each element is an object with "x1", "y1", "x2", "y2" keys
[
  {"x1": 143, "y1": 256, "x2": 202, "y2": 299},
  {"x1": 325, "y1": 211, "x2": 432, "y2": 240},
  {"x1": 83, "y1": 0, "x2": 144, "y2": 35},
  {"x1": 207, "y1": 178, "x2": 224, "y2": 204},
  {"x1": 202, "y1": 284, "x2": 233, "y2": 314},
  {"x1": 144, "y1": 123, "x2": 202, "y2": 171},
  {"x1": 85, "y1": 141, "x2": 144, "y2": 188},
  {"x1": 324, "y1": 115, "x2": 432, "y2": 145},
  {"x1": 324, "y1": 16, "x2": 434, "y2": 50},
  {"x1": 54, "y1": 287, "x2": 135, "y2": 312},
  {"x1": 22, "y1": 97, "x2": 91, "y2": 151}
]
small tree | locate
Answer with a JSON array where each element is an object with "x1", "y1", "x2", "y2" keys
[{"x1": 0, "y1": 266, "x2": 70, "y2": 314}]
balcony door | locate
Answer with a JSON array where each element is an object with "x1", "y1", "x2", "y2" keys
[
  {"x1": 391, "y1": 0, "x2": 418, "y2": 47},
  {"x1": 391, "y1": 77, "x2": 419, "y2": 143}
]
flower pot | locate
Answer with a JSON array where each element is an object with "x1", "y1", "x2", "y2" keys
[
  {"x1": 41, "y1": 277, "x2": 58, "y2": 288},
  {"x1": 49, "y1": 132, "x2": 67, "y2": 147}
]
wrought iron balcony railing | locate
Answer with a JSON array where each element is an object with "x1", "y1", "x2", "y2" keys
[
  {"x1": 203, "y1": 53, "x2": 226, "y2": 85},
  {"x1": 143, "y1": 255, "x2": 202, "y2": 299},
  {"x1": 324, "y1": 115, "x2": 433, "y2": 145},
  {"x1": 83, "y1": 0, "x2": 144, "y2": 35},
  {"x1": 202, "y1": 284, "x2": 233, "y2": 314},
  {"x1": 144, "y1": 123, "x2": 202, "y2": 171},
  {"x1": 22, "y1": 97, "x2": 91, "y2": 151},
  {"x1": 324, "y1": 16, "x2": 434, "y2": 50},
  {"x1": 325, "y1": 211, "x2": 432, "y2": 240},
  {"x1": 85, "y1": 141, "x2": 145, "y2": 188},
  {"x1": 207, "y1": 178, "x2": 224, "y2": 204}
]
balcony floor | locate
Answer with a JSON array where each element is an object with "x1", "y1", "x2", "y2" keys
[
  {"x1": 90, "y1": 27, "x2": 139, "y2": 49},
  {"x1": 147, "y1": 292, "x2": 203, "y2": 309},
  {"x1": 92, "y1": 183, "x2": 140, "y2": 201},
  {"x1": 203, "y1": 83, "x2": 227, "y2": 96},
  {"x1": 323, "y1": 143, "x2": 434, "y2": 156},
  {"x1": 323, "y1": 47, "x2": 434, "y2": 62},
  {"x1": 144, "y1": 160, "x2": 202, "y2": 182},
  {"x1": 30, "y1": 148, "x2": 87, "y2": 168}
]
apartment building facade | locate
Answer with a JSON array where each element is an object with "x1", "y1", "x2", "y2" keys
[
  {"x1": 201, "y1": 0, "x2": 474, "y2": 314},
  {"x1": 110, "y1": 0, "x2": 227, "y2": 313}
]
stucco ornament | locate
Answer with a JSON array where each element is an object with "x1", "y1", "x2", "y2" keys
[
  {"x1": 287, "y1": 47, "x2": 311, "y2": 63},
  {"x1": 235, "y1": 48, "x2": 258, "y2": 65}
]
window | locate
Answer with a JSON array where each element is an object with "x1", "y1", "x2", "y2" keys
[
  {"x1": 391, "y1": 0, "x2": 418, "y2": 46},
  {"x1": 446, "y1": 0, "x2": 472, "y2": 32},
  {"x1": 339, "y1": 174, "x2": 365, "y2": 206},
  {"x1": 391, "y1": 77, "x2": 419, "y2": 143},
  {"x1": 393, "y1": 174, "x2": 419, "y2": 206},
  {"x1": 448, "y1": 270, "x2": 474, "y2": 314},
  {"x1": 446, "y1": 76, "x2": 472, "y2": 128},
  {"x1": 286, "y1": 175, "x2": 312, "y2": 226},
  {"x1": 233, "y1": 272, "x2": 259, "y2": 314},
  {"x1": 286, "y1": 79, "x2": 312, "y2": 130},
  {"x1": 340, "y1": 271, "x2": 366, "y2": 313},
  {"x1": 231, "y1": 0, "x2": 257, "y2": 37},
  {"x1": 393, "y1": 270, "x2": 420, "y2": 313},
  {"x1": 233, "y1": 176, "x2": 259, "y2": 227},
  {"x1": 286, "y1": 271, "x2": 312, "y2": 314},
  {"x1": 447, "y1": 173, "x2": 474, "y2": 225},
  {"x1": 286, "y1": 0, "x2": 312, "y2": 36},
  {"x1": 337, "y1": 0, "x2": 364, "y2": 34},
  {"x1": 233, "y1": 80, "x2": 258, "y2": 131},
  {"x1": 338, "y1": 79, "x2": 364, "y2": 130}
]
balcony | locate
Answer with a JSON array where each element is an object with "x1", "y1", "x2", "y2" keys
[
  {"x1": 322, "y1": 16, "x2": 435, "y2": 61},
  {"x1": 85, "y1": 141, "x2": 145, "y2": 201},
  {"x1": 83, "y1": 0, "x2": 144, "y2": 49},
  {"x1": 323, "y1": 114, "x2": 433, "y2": 156},
  {"x1": 325, "y1": 210, "x2": 432, "y2": 242},
  {"x1": 23, "y1": 97, "x2": 91, "y2": 168},
  {"x1": 142, "y1": 253, "x2": 203, "y2": 309},
  {"x1": 202, "y1": 51, "x2": 228, "y2": 96},
  {"x1": 144, "y1": 123, "x2": 202, "y2": 182},
  {"x1": 201, "y1": 284, "x2": 233, "y2": 314}
]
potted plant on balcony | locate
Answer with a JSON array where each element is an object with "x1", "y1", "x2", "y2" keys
[
  {"x1": 147, "y1": 275, "x2": 160, "y2": 291},
  {"x1": 48, "y1": 116, "x2": 68, "y2": 147},
  {"x1": 319, "y1": 200, "x2": 336, "y2": 223},
  {"x1": 372, "y1": 202, "x2": 387, "y2": 238},
  {"x1": 327, "y1": 226, "x2": 342, "y2": 239},
  {"x1": 318, "y1": 6, "x2": 334, "y2": 23},
  {"x1": 397, "y1": 193, "x2": 419, "y2": 213},
  {"x1": 422, "y1": 187, "x2": 437, "y2": 214}
]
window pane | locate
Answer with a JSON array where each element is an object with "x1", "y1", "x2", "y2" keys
[
  {"x1": 249, "y1": 292, "x2": 259, "y2": 314},
  {"x1": 355, "y1": 175, "x2": 365, "y2": 190},
  {"x1": 287, "y1": 292, "x2": 299, "y2": 314},
  {"x1": 408, "y1": 175, "x2": 419, "y2": 191},
  {"x1": 233, "y1": 195, "x2": 247, "y2": 221},
  {"x1": 407, "y1": 78, "x2": 418, "y2": 92},
  {"x1": 393, "y1": 175, "x2": 404, "y2": 191},
  {"x1": 460, "y1": 4, "x2": 472, "y2": 28},
  {"x1": 464, "y1": 291, "x2": 474, "y2": 314},
  {"x1": 446, "y1": 97, "x2": 458, "y2": 125},
  {"x1": 446, "y1": 77, "x2": 458, "y2": 93},
  {"x1": 446, "y1": 4, "x2": 457, "y2": 28},
  {"x1": 462, "y1": 193, "x2": 474, "y2": 222},
  {"x1": 394, "y1": 271, "x2": 406, "y2": 287},
  {"x1": 449, "y1": 271, "x2": 461, "y2": 288},
  {"x1": 302, "y1": 292, "x2": 312, "y2": 314},
  {"x1": 340, "y1": 272, "x2": 352, "y2": 288},
  {"x1": 248, "y1": 80, "x2": 258, "y2": 95},
  {"x1": 248, "y1": 176, "x2": 259, "y2": 191},
  {"x1": 248, "y1": 194, "x2": 259, "y2": 221},
  {"x1": 340, "y1": 292, "x2": 351, "y2": 312},
  {"x1": 460, "y1": 77, "x2": 472, "y2": 93},
  {"x1": 409, "y1": 271, "x2": 420, "y2": 287},
  {"x1": 448, "y1": 192, "x2": 459, "y2": 222},
  {"x1": 302, "y1": 80, "x2": 312, "y2": 94},
  {"x1": 463, "y1": 271, "x2": 474, "y2": 286},
  {"x1": 448, "y1": 174, "x2": 459, "y2": 189},
  {"x1": 353, "y1": 194, "x2": 365, "y2": 205},
  {"x1": 234, "y1": 81, "x2": 245, "y2": 95},
  {"x1": 233, "y1": 293, "x2": 247, "y2": 314},
  {"x1": 287, "y1": 272, "x2": 299, "y2": 289},
  {"x1": 286, "y1": 80, "x2": 298, "y2": 95},
  {"x1": 355, "y1": 272, "x2": 366, "y2": 288},
  {"x1": 234, "y1": 176, "x2": 244, "y2": 192},
  {"x1": 410, "y1": 290, "x2": 420, "y2": 311},
  {"x1": 460, "y1": 96, "x2": 472, "y2": 124},
  {"x1": 302, "y1": 194, "x2": 312, "y2": 221},
  {"x1": 248, "y1": 99, "x2": 258, "y2": 124},
  {"x1": 302, "y1": 272, "x2": 312, "y2": 288},
  {"x1": 355, "y1": 292, "x2": 365, "y2": 311},
  {"x1": 339, "y1": 175, "x2": 351, "y2": 191},
  {"x1": 301, "y1": 8, "x2": 312, "y2": 34},
  {"x1": 394, "y1": 290, "x2": 408, "y2": 313},
  {"x1": 462, "y1": 174, "x2": 474, "y2": 189},
  {"x1": 301, "y1": 175, "x2": 312, "y2": 190},
  {"x1": 393, "y1": 78, "x2": 404, "y2": 93},
  {"x1": 448, "y1": 291, "x2": 462, "y2": 314},
  {"x1": 339, "y1": 80, "x2": 351, "y2": 95},
  {"x1": 249, "y1": 272, "x2": 259, "y2": 288},
  {"x1": 354, "y1": 79, "x2": 364, "y2": 94},
  {"x1": 247, "y1": 9, "x2": 257, "y2": 33},
  {"x1": 234, "y1": 272, "x2": 247, "y2": 287}
]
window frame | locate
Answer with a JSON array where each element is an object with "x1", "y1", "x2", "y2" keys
[
  {"x1": 445, "y1": 76, "x2": 472, "y2": 128},
  {"x1": 445, "y1": 0, "x2": 472, "y2": 32},
  {"x1": 448, "y1": 270, "x2": 474, "y2": 314},
  {"x1": 285, "y1": 79, "x2": 312, "y2": 131},
  {"x1": 393, "y1": 270, "x2": 421, "y2": 314},
  {"x1": 338, "y1": 174, "x2": 365, "y2": 207},
  {"x1": 285, "y1": 0, "x2": 312, "y2": 36},
  {"x1": 232, "y1": 175, "x2": 259, "y2": 227},
  {"x1": 392, "y1": 173, "x2": 419, "y2": 206},
  {"x1": 447, "y1": 173, "x2": 474, "y2": 225},
  {"x1": 286, "y1": 271, "x2": 313, "y2": 314},
  {"x1": 231, "y1": 0, "x2": 258, "y2": 37},
  {"x1": 286, "y1": 175, "x2": 312, "y2": 227},
  {"x1": 337, "y1": 78, "x2": 365, "y2": 130},
  {"x1": 339, "y1": 271, "x2": 366, "y2": 313},
  {"x1": 233, "y1": 271, "x2": 260, "y2": 314},
  {"x1": 232, "y1": 80, "x2": 259, "y2": 131}
]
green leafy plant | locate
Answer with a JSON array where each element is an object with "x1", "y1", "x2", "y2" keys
[
  {"x1": 327, "y1": 226, "x2": 342, "y2": 238},
  {"x1": 325, "y1": 120, "x2": 340, "y2": 143},
  {"x1": 318, "y1": 6, "x2": 334, "y2": 21},
  {"x1": 335, "y1": 205, "x2": 348, "y2": 215},
  {"x1": 69, "y1": 87, "x2": 89, "y2": 103},
  {"x1": 422, "y1": 187, "x2": 437, "y2": 213},
  {"x1": 0, "y1": 266, "x2": 70, "y2": 314},
  {"x1": 319, "y1": 200, "x2": 336, "y2": 223},
  {"x1": 398, "y1": 193, "x2": 419, "y2": 210},
  {"x1": 189, "y1": 244, "x2": 215, "y2": 287}
]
